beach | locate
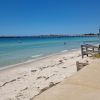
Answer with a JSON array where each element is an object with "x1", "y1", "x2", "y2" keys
[
  {"x1": 33, "y1": 58, "x2": 100, "y2": 100},
  {"x1": 0, "y1": 0, "x2": 99, "y2": 99},
  {"x1": 0, "y1": 49, "x2": 95, "y2": 100}
]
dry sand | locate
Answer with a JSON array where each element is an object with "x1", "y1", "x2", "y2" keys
[{"x1": 0, "y1": 49, "x2": 94, "y2": 100}]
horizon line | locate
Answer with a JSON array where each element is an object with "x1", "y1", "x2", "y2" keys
[{"x1": 0, "y1": 33, "x2": 97, "y2": 38}]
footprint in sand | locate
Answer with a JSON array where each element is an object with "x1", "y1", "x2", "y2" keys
[
  {"x1": 31, "y1": 70, "x2": 37, "y2": 73},
  {"x1": 37, "y1": 76, "x2": 49, "y2": 80}
]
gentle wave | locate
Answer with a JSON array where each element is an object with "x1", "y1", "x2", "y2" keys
[
  {"x1": 31, "y1": 54, "x2": 42, "y2": 58},
  {"x1": 61, "y1": 50, "x2": 68, "y2": 53},
  {"x1": 71, "y1": 49, "x2": 77, "y2": 51}
]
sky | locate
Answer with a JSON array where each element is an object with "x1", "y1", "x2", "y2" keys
[{"x1": 0, "y1": 0, "x2": 100, "y2": 36}]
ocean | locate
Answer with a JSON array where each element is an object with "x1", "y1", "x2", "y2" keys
[{"x1": 0, "y1": 36, "x2": 99, "y2": 68}]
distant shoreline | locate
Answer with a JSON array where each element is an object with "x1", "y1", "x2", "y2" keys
[
  {"x1": 0, "y1": 33, "x2": 97, "y2": 38},
  {"x1": 0, "y1": 36, "x2": 97, "y2": 38}
]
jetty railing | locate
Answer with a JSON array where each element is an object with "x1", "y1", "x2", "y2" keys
[{"x1": 81, "y1": 44, "x2": 100, "y2": 58}]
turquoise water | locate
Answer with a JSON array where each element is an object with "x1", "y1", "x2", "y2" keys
[{"x1": 0, "y1": 36, "x2": 99, "y2": 68}]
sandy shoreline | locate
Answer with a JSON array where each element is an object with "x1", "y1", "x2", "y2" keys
[
  {"x1": 0, "y1": 49, "x2": 94, "y2": 100},
  {"x1": 0, "y1": 49, "x2": 79, "y2": 71}
]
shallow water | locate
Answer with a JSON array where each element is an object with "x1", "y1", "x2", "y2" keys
[{"x1": 0, "y1": 36, "x2": 99, "y2": 67}]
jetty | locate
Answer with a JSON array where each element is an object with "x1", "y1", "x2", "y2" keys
[{"x1": 81, "y1": 44, "x2": 100, "y2": 58}]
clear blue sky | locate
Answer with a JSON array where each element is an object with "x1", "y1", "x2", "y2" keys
[{"x1": 0, "y1": 0, "x2": 100, "y2": 36}]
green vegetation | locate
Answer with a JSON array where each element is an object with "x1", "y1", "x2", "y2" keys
[{"x1": 94, "y1": 53, "x2": 100, "y2": 58}]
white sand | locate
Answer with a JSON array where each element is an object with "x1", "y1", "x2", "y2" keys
[{"x1": 0, "y1": 49, "x2": 94, "y2": 100}]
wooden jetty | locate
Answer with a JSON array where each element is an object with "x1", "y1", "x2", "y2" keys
[{"x1": 81, "y1": 44, "x2": 100, "y2": 58}]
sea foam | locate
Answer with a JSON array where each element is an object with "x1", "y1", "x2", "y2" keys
[{"x1": 31, "y1": 54, "x2": 42, "y2": 58}]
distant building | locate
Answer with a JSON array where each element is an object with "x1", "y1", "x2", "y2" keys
[
  {"x1": 98, "y1": 29, "x2": 100, "y2": 39},
  {"x1": 99, "y1": 29, "x2": 100, "y2": 34}
]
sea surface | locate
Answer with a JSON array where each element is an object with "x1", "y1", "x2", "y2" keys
[{"x1": 0, "y1": 36, "x2": 99, "y2": 68}]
